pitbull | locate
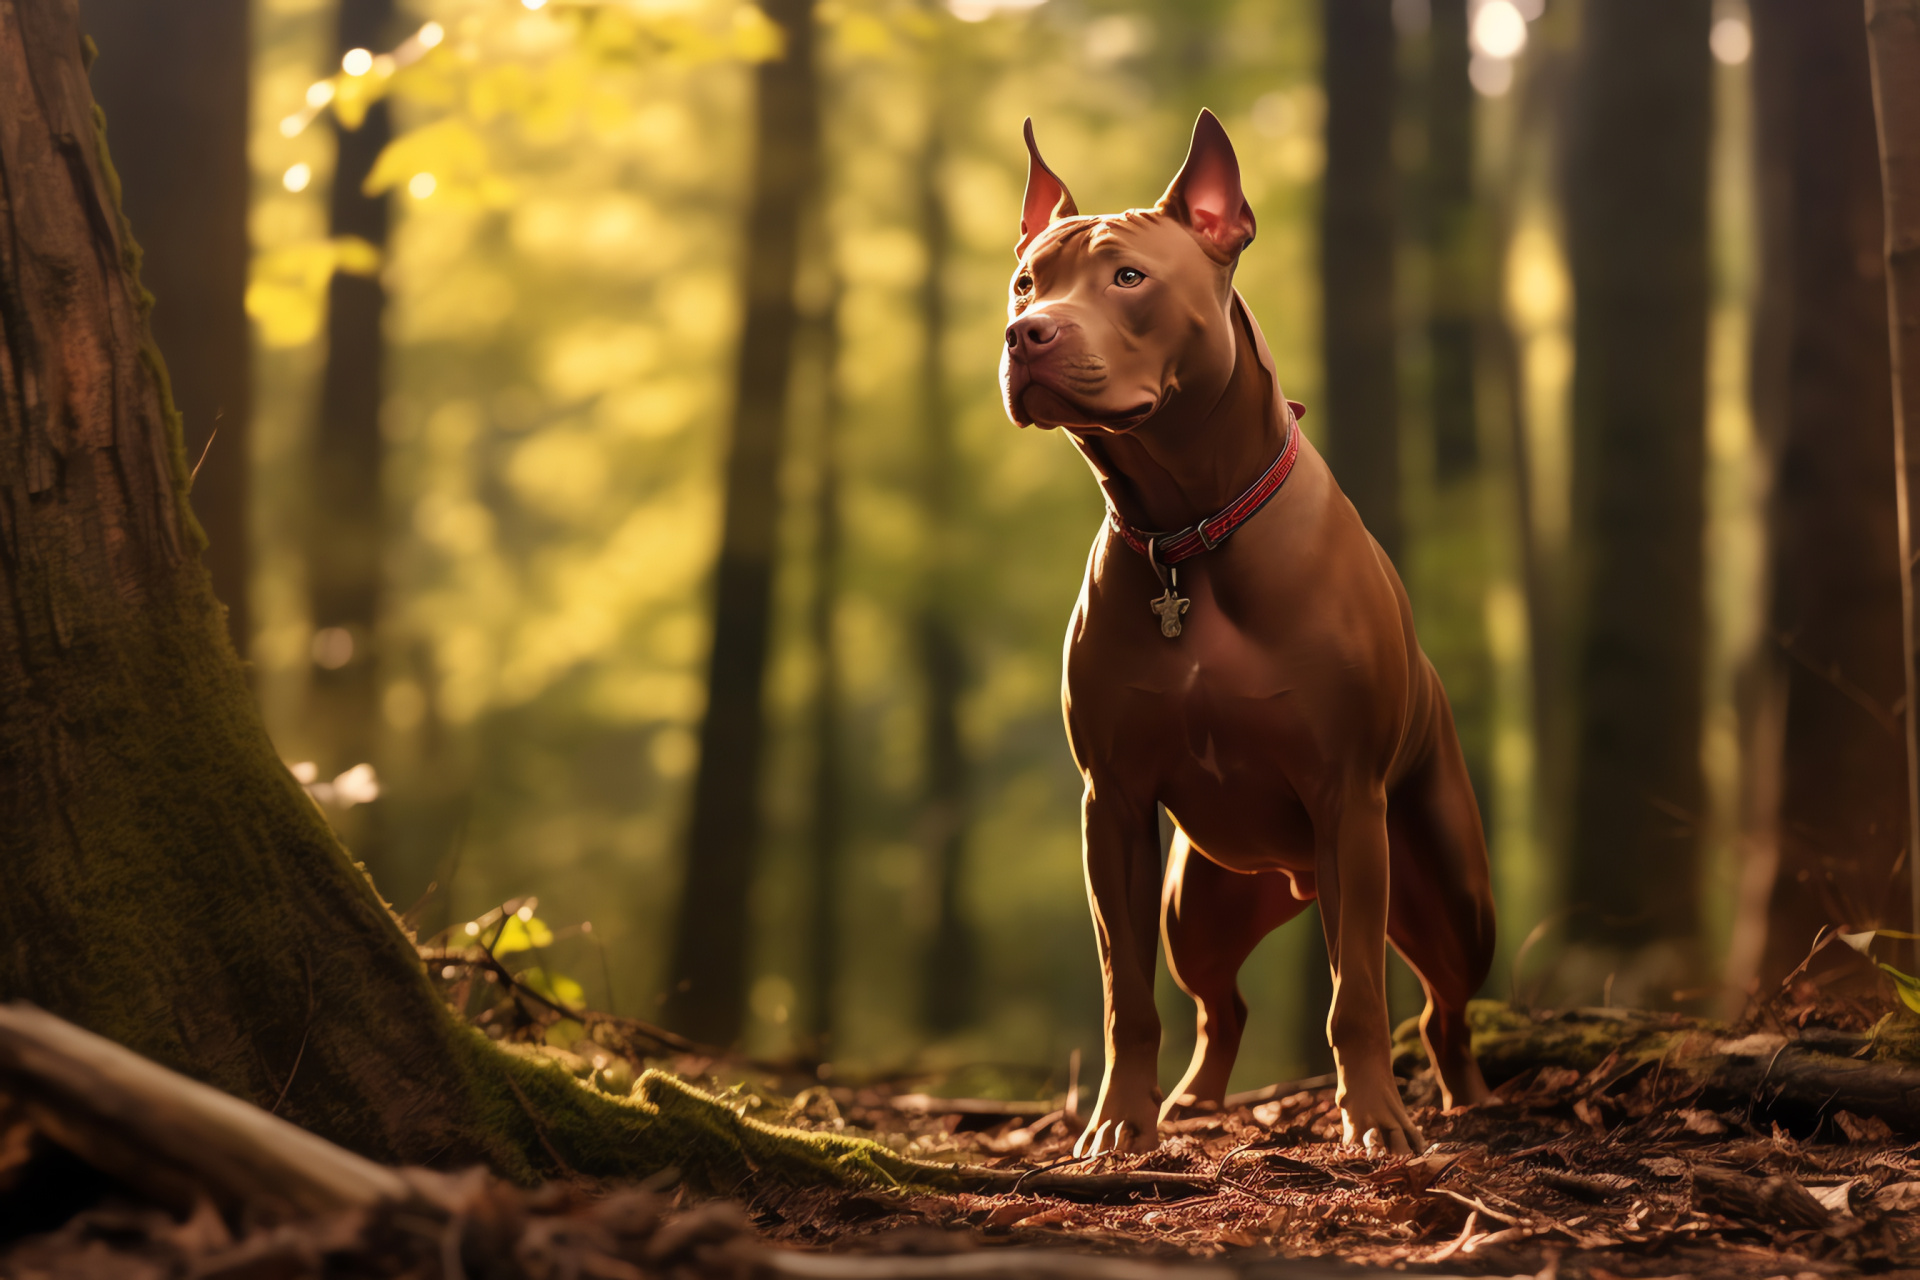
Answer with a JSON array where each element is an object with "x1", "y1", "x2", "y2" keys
[{"x1": 1001, "y1": 111, "x2": 1495, "y2": 1156}]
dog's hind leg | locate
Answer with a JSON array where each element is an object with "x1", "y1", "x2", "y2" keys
[
  {"x1": 1385, "y1": 691, "x2": 1496, "y2": 1109},
  {"x1": 1161, "y1": 828, "x2": 1309, "y2": 1118}
]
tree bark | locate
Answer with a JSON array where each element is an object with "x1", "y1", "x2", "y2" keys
[
  {"x1": 81, "y1": 0, "x2": 250, "y2": 658},
  {"x1": 916, "y1": 72, "x2": 975, "y2": 1038},
  {"x1": 1564, "y1": 0, "x2": 1712, "y2": 956},
  {"x1": 666, "y1": 0, "x2": 819, "y2": 1046},
  {"x1": 1866, "y1": 0, "x2": 1920, "y2": 940},
  {"x1": 1742, "y1": 0, "x2": 1906, "y2": 989},
  {"x1": 1321, "y1": 0, "x2": 1402, "y2": 561}
]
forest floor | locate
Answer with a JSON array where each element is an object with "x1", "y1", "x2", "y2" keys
[
  {"x1": 10, "y1": 921, "x2": 1920, "y2": 1278},
  {"x1": 9, "y1": 1044, "x2": 1920, "y2": 1279}
]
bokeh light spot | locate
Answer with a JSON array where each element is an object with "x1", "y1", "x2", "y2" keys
[
  {"x1": 1710, "y1": 16, "x2": 1752, "y2": 66},
  {"x1": 1470, "y1": 0, "x2": 1528, "y2": 59}
]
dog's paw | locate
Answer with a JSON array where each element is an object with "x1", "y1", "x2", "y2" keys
[
  {"x1": 1338, "y1": 1082, "x2": 1425, "y2": 1156},
  {"x1": 1073, "y1": 1115, "x2": 1159, "y2": 1156}
]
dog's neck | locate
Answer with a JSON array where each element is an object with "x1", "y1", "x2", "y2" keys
[{"x1": 1069, "y1": 297, "x2": 1288, "y2": 535}]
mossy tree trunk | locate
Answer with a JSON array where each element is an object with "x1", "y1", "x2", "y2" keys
[
  {"x1": 0, "y1": 0, "x2": 924, "y2": 1194},
  {"x1": 0, "y1": 0, "x2": 516, "y2": 1174}
]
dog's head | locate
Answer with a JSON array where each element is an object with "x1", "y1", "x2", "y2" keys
[{"x1": 999, "y1": 109, "x2": 1256, "y2": 435}]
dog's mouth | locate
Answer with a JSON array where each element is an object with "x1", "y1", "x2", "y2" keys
[{"x1": 1009, "y1": 369, "x2": 1158, "y2": 434}]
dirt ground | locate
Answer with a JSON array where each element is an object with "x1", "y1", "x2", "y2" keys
[{"x1": 10, "y1": 936, "x2": 1920, "y2": 1278}]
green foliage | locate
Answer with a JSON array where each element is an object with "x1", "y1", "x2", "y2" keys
[
  {"x1": 1837, "y1": 930, "x2": 1920, "y2": 1014},
  {"x1": 493, "y1": 913, "x2": 556, "y2": 955}
]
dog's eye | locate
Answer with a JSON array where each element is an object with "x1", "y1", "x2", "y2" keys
[
  {"x1": 1115, "y1": 267, "x2": 1146, "y2": 288},
  {"x1": 1014, "y1": 274, "x2": 1034, "y2": 294}
]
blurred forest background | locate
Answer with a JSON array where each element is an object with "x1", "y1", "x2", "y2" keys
[{"x1": 81, "y1": 0, "x2": 1911, "y2": 1098}]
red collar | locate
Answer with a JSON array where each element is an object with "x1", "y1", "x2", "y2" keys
[{"x1": 1108, "y1": 423, "x2": 1301, "y2": 567}]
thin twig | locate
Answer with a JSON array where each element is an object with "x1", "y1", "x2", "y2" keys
[
  {"x1": 1430, "y1": 1186, "x2": 1528, "y2": 1227},
  {"x1": 270, "y1": 953, "x2": 315, "y2": 1116},
  {"x1": 189, "y1": 424, "x2": 219, "y2": 482}
]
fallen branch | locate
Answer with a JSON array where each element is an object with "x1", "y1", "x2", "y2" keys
[{"x1": 1394, "y1": 1000, "x2": 1920, "y2": 1133}]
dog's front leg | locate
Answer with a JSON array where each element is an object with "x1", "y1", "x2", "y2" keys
[
  {"x1": 1315, "y1": 784, "x2": 1425, "y2": 1156},
  {"x1": 1074, "y1": 779, "x2": 1164, "y2": 1156}
]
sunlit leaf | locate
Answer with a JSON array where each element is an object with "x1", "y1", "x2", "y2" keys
[
  {"x1": 1878, "y1": 963, "x2": 1920, "y2": 1015},
  {"x1": 492, "y1": 914, "x2": 555, "y2": 954},
  {"x1": 728, "y1": 4, "x2": 784, "y2": 60},
  {"x1": 246, "y1": 237, "x2": 382, "y2": 348},
  {"x1": 364, "y1": 119, "x2": 495, "y2": 198},
  {"x1": 521, "y1": 966, "x2": 586, "y2": 1010}
]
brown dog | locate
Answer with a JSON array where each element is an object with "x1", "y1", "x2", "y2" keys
[{"x1": 1000, "y1": 111, "x2": 1495, "y2": 1156}]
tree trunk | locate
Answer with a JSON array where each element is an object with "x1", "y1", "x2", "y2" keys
[
  {"x1": 666, "y1": 0, "x2": 819, "y2": 1046},
  {"x1": 1321, "y1": 0, "x2": 1402, "y2": 561},
  {"x1": 1300, "y1": 0, "x2": 1401, "y2": 1068},
  {"x1": 802, "y1": 287, "x2": 842, "y2": 1052},
  {"x1": 0, "y1": 0, "x2": 577, "y2": 1179},
  {"x1": 0, "y1": 0, "x2": 930, "y2": 1193},
  {"x1": 1416, "y1": 0, "x2": 1494, "y2": 837},
  {"x1": 1866, "y1": 0, "x2": 1920, "y2": 940},
  {"x1": 1425, "y1": 0, "x2": 1478, "y2": 488},
  {"x1": 304, "y1": 0, "x2": 394, "y2": 874},
  {"x1": 916, "y1": 75, "x2": 975, "y2": 1038},
  {"x1": 1564, "y1": 0, "x2": 1712, "y2": 962},
  {"x1": 1741, "y1": 0, "x2": 1906, "y2": 989},
  {"x1": 81, "y1": 0, "x2": 250, "y2": 658}
]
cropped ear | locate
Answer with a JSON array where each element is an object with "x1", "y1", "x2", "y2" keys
[
  {"x1": 1017, "y1": 118, "x2": 1078, "y2": 257},
  {"x1": 1157, "y1": 108, "x2": 1256, "y2": 260}
]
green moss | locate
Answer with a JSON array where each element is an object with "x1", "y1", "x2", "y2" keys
[{"x1": 1394, "y1": 1000, "x2": 1702, "y2": 1080}]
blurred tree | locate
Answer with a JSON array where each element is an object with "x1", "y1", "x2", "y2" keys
[
  {"x1": 1305, "y1": 0, "x2": 1401, "y2": 1069},
  {"x1": 803, "y1": 282, "x2": 845, "y2": 1051},
  {"x1": 306, "y1": 0, "x2": 395, "y2": 827},
  {"x1": 1738, "y1": 0, "x2": 1905, "y2": 988},
  {"x1": 1865, "y1": 0, "x2": 1920, "y2": 942},
  {"x1": 1565, "y1": 0, "x2": 1712, "y2": 969},
  {"x1": 1321, "y1": 0, "x2": 1402, "y2": 560},
  {"x1": 83, "y1": 0, "x2": 251, "y2": 656},
  {"x1": 916, "y1": 49, "x2": 976, "y2": 1038},
  {"x1": 1425, "y1": 0, "x2": 1478, "y2": 487},
  {"x1": 1414, "y1": 0, "x2": 1494, "y2": 844},
  {"x1": 666, "y1": 0, "x2": 820, "y2": 1046}
]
